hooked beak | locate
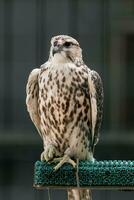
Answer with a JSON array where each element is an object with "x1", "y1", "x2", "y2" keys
[{"x1": 52, "y1": 45, "x2": 63, "y2": 56}]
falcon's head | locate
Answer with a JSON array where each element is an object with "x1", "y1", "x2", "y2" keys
[{"x1": 49, "y1": 35, "x2": 83, "y2": 64}]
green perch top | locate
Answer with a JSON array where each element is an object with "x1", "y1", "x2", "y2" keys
[{"x1": 34, "y1": 160, "x2": 134, "y2": 190}]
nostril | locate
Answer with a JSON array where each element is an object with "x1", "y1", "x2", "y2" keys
[
  {"x1": 54, "y1": 41, "x2": 58, "y2": 47},
  {"x1": 54, "y1": 39, "x2": 63, "y2": 47}
]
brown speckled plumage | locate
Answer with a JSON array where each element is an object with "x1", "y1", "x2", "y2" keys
[{"x1": 26, "y1": 35, "x2": 103, "y2": 200}]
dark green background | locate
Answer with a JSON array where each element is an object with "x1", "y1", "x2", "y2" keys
[{"x1": 0, "y1": 0, "x2": 134, "y2": 199}]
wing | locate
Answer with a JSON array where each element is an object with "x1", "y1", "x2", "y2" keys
[
  {"x1": 26, "y1": 68, "x2": 42, "y2": 138},
  {"x1": 88, "y1": 69, "x2": 104, "y2": 152}
]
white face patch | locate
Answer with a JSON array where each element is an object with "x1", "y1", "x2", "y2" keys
[{"x1": 52, "y1": 51, "x2": 70, "y2": 64}]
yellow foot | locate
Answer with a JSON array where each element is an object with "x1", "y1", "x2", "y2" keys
[
  {"x1": 41, "y1": 144, "x2": 61, "y2": 161},
  {"x1": 52, "y1": 155, "x2": 76, "y2": 171}
]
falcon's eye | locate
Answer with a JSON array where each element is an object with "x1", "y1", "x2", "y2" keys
[{"x1": 64, "y1": 42, "x2": 72, "y2": 47}]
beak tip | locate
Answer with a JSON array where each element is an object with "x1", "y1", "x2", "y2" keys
[{"x1": 52, "y1": 46, "x2": 61, "y2": 56}]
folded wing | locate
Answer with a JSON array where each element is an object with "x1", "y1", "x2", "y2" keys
[
  {"x1": 26, "y1": 68, "x2": 42, "y2": 138},
  {"x1": 88, "y1": 69, "x2": 104, "y2": 152}
]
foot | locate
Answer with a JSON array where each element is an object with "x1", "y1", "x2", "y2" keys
[
  {"x1": 41, "y1": 144, "x2": 61, "y2": 161},
  {"x1": 51, "y1": 154, "x2": 76, "y2": 171}
]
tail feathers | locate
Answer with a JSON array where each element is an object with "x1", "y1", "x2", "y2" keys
[{"x1": 68, "y1": 189, "x2": 92, "y2": 200}]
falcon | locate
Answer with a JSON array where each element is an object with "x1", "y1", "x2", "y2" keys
[{"x1": 26, "y1": 35, "x2": 103, "y2": 200}]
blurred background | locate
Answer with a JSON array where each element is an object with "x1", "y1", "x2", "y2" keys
[{"x1": 0, "y1": 0, "x2": 134, "y2": 199}]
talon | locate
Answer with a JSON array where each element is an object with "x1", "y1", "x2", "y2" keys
[{"x1": 53, "y1": 155, "x2": 76, "y2": 171}]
